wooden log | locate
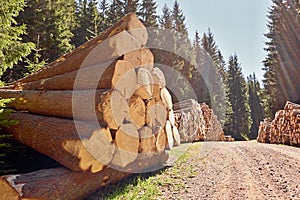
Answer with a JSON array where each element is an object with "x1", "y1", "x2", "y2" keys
[
  {"x1": 6, "y1": 13, "x2": 147, "y2": 86},
  {"x1": 165, "y1": 120, "x2": 174, "y2": 150},
  {"x1": 138, "y1": 126, "x2": 156, "y2": 153},
  {"x1": 172, "y1": 126, "x2": 181, "y2": 146},
  {"x1": 145, "y1": 98, "x2": 167, "y2": 128},
  {"x1": 128, "y1": 95, "x2": 146, "y2": 128},
  {"x1": 121, "y1": 47, "x2": 154, "y2": 71},
  {"x1": 151, "y1": 67, "x2": 166, "y2": 89},
  {"x1": 0, "y1": 89, "x2": 129, "y2": 130},
  {"x1": 161, "y1": 87, "x2": 173, "y2": 111},
  {"x1": 134, "y1": 68, "x2": 153, "y2": 100},
  {"x1": 18, "y1": 60, "x2": 137, "y2": 99},
  {"x1": 5, "y1": 112, "x2": 114, "y2": 172},
  {"x1": 155, "y1": 127, "x2": 167, "y2": 152},
  {"x1": 151, "y1": 67, "x2": 166, "y2": 100},
  {"x1": 0, "y1": 152, "x2": 168, "y2": 200},
  {"x1": 168, "y1": 109, "x2": 175, "y2": 127},
  {"x1": 110, "y1": 123, "x2": 139, "y2": 168}
]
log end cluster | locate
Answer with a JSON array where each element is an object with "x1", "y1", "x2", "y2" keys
[
  {"x1": 173, "y1": 99, "x2": 224, "y2": 143},
  {"x1": 257, "y1": 101, "x2": 300, "y2": 147}
]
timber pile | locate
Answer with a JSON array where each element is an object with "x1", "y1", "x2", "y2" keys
[
  {"x1": 0, "y1": 13, "x2": 177, "y2": 199},
  {"x1": 257, "y1": 101, "x2": 300, "y2": 147},
  {"x1": 173, "y1": 99, "x2": 224, "y2": 142}
]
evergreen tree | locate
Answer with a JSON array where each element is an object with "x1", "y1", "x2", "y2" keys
[
  {"x1": 225, "y1": 55, "x2": 250, "y2": 140},
  {"x1": 200, "y1": 29, "x2": 227, "y2": 124},
  {"x1": 106, "y1": 0, "x2": 124, "y2": 27},
  {"x1": 124, "y1": 0, "x2": 139, "y2": 14},
  {"x1": 72, "y1": 0, "x2": 100, "y2": 47},
  {"x1": 17, "y1": 0, "x2": 75, "y2": 62},
  {"x1": 263, "y1": 0, "x2": 300, "y2": 117},
  {"x1": 138, "y1": 0, "x2": 158, "y2": 27},
  {"x1": 247, "y1": 74, "x2": 265, "y2": 139},
  {"x1": 0, "y1": 0, "x2": 35, "y2": 81},
  {"x1": 98, "y1": 0, "x2": 109, "y2": 32}
]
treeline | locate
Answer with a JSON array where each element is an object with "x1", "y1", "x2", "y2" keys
[
  {"x1": 1, "y1": 0, "x2": 298, "y2": 140},
  {"x1": 263, "y1": 0, "x2": 300, "y2": 118}
]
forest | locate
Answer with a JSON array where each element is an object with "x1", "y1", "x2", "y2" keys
[{"x1": 0, "y1": 0, "x2": 299, "y2": 141}]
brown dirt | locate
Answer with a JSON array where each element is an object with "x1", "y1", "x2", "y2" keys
[{"x1": 159, "y1": 141, "x2": 300, "y2": 200}]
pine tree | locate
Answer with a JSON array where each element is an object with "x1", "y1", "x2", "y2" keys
[
  {"x1": 263, "y1": 0, "x2": 300, "y2": 117},
  {"x1": 200, "y1": 29, "x2": 227, "y2": 124},
  {"x1": 98, "y1": 0, "x2": 109, "y2": 32},
  {"x1": 0, "y1": 0, "x2": 35, "y2": 81},
  {"x1": 247, "y1": 74, "x2": 265, "y2": 139},
  {"x1": 138, "y1": 0, "x2": 158, "y2": 27},
  {"x1": 225, "y1": 55, "x2": 250, "y2": 140},
  {"x1": 124, "y1": 0, "x2": 139, "y2": 14},
  {"x1": 106, "y1": 0, "x2": 124, "y2": 27},
  {"x1": 17, "y1": 0, "x2": 75, "y2": 62},
  {"x1": 72, "y1": 0, "x2": 100, "y2": 47}
]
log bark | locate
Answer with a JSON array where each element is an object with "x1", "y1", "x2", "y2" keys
[
  {"x1": 128, "y1": 95, "x2": 146, "y2": 128},
  {"x1": 138, "y1": 126, "x2": 156, "y2": 153},
  {"x1": 0, "y1": 152, "x2": 168, "y2": 200},
  {"x1": 5, "y1": 112, "x2": 114, "y2": 172},
  {"x1": 6, "y1": 13, "x2": 147, "y2": 86},
  {"x1": 0, "y1": 89, "x2": 129, "y2": 129},
  {"x1": 18, "y1": 60, "x2": 137, "y2": 99},
  {"x1": 121, "y1": 47, "x2": 154, "y2": 71}
]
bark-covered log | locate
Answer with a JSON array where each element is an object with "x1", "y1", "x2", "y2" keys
[
  {"x1": 122, "y1": 47, "x2": 154, "y2": 71},
  {"x1": 0, "y1": 89, "x2": 129, "y2": 130},
  {"x1": 5, "y1": 112, "x2": 114, "y2": 172},
  {"x1": 0, "y1": 152, "x2": 168, "y2": 200},
  {"x1": 18, "y1": 60, "x2": 137, "y2": 98},
  {"x1": 5, "y1": 14, "x2": 147, "y2": 87}
]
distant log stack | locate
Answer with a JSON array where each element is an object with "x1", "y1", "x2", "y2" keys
[
  {"x1": 173, "y1": 99, "x2": 224, "y2": 142},
  {"x1": 0, "y1": 13, "x2": 176, "y2": 199},
  {"x1": 257, "y1": 101, "x2": 300, "y2": 147}
]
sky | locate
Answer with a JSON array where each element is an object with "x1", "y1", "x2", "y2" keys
[{"x1": 156, "y1": 0, "x2": 273, "y2": 81}]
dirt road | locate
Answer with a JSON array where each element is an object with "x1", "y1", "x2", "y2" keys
[{"x1": 162, "y1": 141, "x2": 300, "y2": 200}]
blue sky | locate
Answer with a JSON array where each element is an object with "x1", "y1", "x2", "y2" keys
[{"x1": 156, "y1": 0, "x2": 273, "y2": 81}]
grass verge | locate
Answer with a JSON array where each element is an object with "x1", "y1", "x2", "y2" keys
[{"x1": 87, "y1": 142, "x2": 202, "y2": 200}]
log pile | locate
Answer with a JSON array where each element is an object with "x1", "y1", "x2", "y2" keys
[
  {"x1": 257, "y1": 101, "x2": 300, "y2": 147},
  {"x1": 0, "y1": 13, "x2": 177, "y2": 199},
  {"x1": 173, "y1": 99, "x2": 224, "y2": 142}
]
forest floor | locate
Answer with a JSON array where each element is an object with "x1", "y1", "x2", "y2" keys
[{"x1": 87, "y1": 141, "x2": 300, "y2": 200}]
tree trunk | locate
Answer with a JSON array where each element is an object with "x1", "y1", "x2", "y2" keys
[
  {"x1": 134, "y1": 68, "x2": 153, "y2": 100},
  {"x1": 128, "y1": 95, "x2": 146, "y2": 129},
  {"x1": 5, "y1": 112, "x2": 114, "y2": 172},
  {"x1": 138, "y1": 126, "x2": 156, "y2": 153},
  {"x1": 0, "y1": 152, "x2": 168, "y2": 200},
  {"x1": 122, "y1": 47, "x2": 154, "y2": 71},
  {"x1": 110, "y1": 123, "x2": 139, "y2": 168},
  {"x1": 18, "y1": 60, "x2": 137, "y2": 99},
  {"x1": 0, "y1": 89, "x2": 129, "y2": 129},
  {"x1": 5, "y1": 13, "x2": 147, "y2": 86}
]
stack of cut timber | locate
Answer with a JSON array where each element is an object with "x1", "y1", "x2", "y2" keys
[
  {"x1": 200, "y1": 103, "x2": 225, "y2": 141},
  {"x1": 0, "y1": 13, "x2": 174, "y2": 199},
  {"x1": 257, "y1": 101, "x2": 300, "y2": 147},
  {"x1": 173, "y1": 99, "x2": 206, "y2": 142},
  {"x1": 173, "y1": 99, "x2": 224, "y2": 142}
]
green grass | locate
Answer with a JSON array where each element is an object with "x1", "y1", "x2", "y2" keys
[{"x1": 87, "y1": 142, "x2": 202, "y2": 200}]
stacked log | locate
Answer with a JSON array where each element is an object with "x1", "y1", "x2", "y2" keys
[
  {"x1": 257, "y1": 101, "x2": 300, "y2": 147},
  {"x1": 0, "y1": 13, "x2": 177, "y2": 199},
  {"x1": 173, "y1": 99, "x2": 224, "y2": 142}
]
